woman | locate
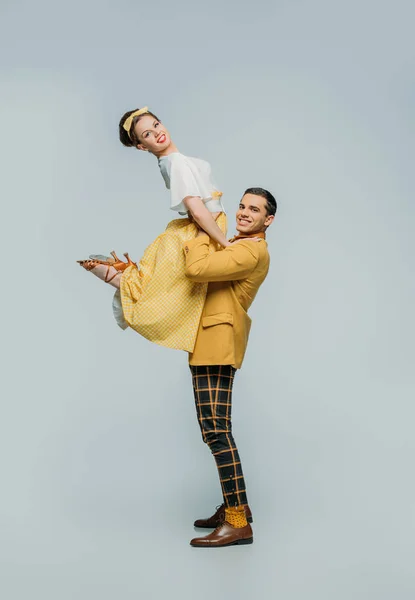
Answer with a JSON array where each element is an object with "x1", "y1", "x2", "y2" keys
[{"x1": 78, "y1": 106, "x2": 229, "y2": 351}]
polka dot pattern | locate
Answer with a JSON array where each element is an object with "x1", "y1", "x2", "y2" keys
[
  {"x1": 119, "y1": 213, "x2": 227, "y2": 352},
  {"x1": 225, "y1": 506, "x2": 248, "y2": 528}
]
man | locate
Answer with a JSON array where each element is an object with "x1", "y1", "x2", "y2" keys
[{"x1": 183, "y1": 187, "x2": 277, "y2": 548}]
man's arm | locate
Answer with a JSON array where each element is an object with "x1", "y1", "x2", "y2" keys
[{"x1": 184, "y1": 234, "x2": 260, "y2": 282}]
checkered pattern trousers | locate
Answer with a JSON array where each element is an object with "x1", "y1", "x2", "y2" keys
[{"x1": 190, "y1": 364, "x2": 248, "y2": 507}]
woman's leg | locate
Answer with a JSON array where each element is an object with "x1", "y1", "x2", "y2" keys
[{"x1": 79, "y1": 262, "x2": 122, "y2": 289}]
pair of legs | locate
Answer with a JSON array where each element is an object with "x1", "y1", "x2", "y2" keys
[
  {"x1": 189, "y1": 364, "x2": 254, "y2": 546},
  {"x1": 190, "y1": 364, "x2": 248, "y2": 508},
  {"x1": 78, "y1": 251, "x2": 137, "y2": 288}
]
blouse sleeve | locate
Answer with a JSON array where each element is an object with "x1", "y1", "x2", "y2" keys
[{"x1": 169, "y1": 154, "x2": 203, "y2": 213}]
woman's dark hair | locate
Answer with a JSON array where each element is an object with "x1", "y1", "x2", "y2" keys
[
  {"x1": 119, "y1": 109, "x2": 161, "y2": 148},
  {"x1": 244, "y1": 187, "x2": 277, "y2": 216}
]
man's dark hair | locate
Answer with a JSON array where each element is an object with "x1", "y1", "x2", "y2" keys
[{"x1": 243, "y1": 187, "x2": 277, "y2": 216}]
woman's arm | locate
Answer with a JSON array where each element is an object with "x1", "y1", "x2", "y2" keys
[{"x1": 183, "y1": 196, "x2": 230, "y2": 248}]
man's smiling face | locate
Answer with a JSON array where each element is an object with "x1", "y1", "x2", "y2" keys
[{"x1": 236, "y1": 193, "x2": 274, "y2": 235}]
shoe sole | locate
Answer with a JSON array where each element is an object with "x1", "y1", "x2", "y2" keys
[
  {"x1": 191, "y1": 537, "x2": 254, "y2": 548},
  {"x1": 194, "y1": 516, "x2": 253, "y2": 528}
]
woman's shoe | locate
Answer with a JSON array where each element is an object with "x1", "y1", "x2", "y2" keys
[{"x1": 77, "y1": 251, "x2": 136, "y2": 283}]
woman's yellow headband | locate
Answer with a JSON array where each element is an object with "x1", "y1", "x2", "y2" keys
[{"x1": 122, "y1": 106, "x2": 149, "y2": 139}]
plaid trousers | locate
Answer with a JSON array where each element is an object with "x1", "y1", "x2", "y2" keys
[{"x1": 190, "y1": 364, "x2": 248, "y2": 507}]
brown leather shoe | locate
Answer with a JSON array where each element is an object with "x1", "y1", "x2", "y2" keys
[
  {"x1": 191, "y1": 521, "x2": 253, "y2": 547},
  {"x1": 194, "y1": 504, "x2": 253, "y2": 528}
]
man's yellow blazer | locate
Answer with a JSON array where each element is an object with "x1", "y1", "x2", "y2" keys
[{"x1": 183, "y1": 235, "x2": 270, "y2": 369}]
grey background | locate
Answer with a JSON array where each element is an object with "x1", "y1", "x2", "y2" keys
[{"x1": 1, "y1": 0, "x2": 414, "y2": 598}]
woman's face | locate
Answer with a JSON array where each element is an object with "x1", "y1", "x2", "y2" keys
[{"x1": 133, "y1": 114, "x2": 172, "y2": 154}]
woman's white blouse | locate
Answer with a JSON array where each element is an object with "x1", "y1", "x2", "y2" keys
[{"x1": 158, "y1": 152, "x2": 225, "y2": 215}]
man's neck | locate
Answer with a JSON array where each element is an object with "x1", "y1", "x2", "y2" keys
[{"x1": 231, "y1": 230, "x2": 266, "y2": 241}]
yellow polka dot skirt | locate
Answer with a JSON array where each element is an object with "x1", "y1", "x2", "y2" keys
[{"x1": 119, "y1": 213, "x2": 227, "y2": 352}]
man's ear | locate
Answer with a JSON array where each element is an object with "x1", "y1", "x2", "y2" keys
[
  {"x1": 264, "y1": 214, "x2": 275, "y2": 228},
  {"x1": 136, "y1": 144, "x2": 148, "y2": 152}
]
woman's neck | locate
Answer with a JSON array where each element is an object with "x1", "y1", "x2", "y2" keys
[{"x1": 155, "y1": 142, "x2": 179, "y2": 158}]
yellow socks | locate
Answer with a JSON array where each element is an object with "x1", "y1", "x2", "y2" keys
[{"x1": 225, "y1": 506, "x2": 248, "y2": 528}]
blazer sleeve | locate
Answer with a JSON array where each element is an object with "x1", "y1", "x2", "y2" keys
[{"x1": 183, "y1": 235, "x2": 260, "y2": 282}]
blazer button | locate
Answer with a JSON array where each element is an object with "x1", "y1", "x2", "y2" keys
[{"x1": 185, "y1": 246, "x2": 189, "y2": 253}]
